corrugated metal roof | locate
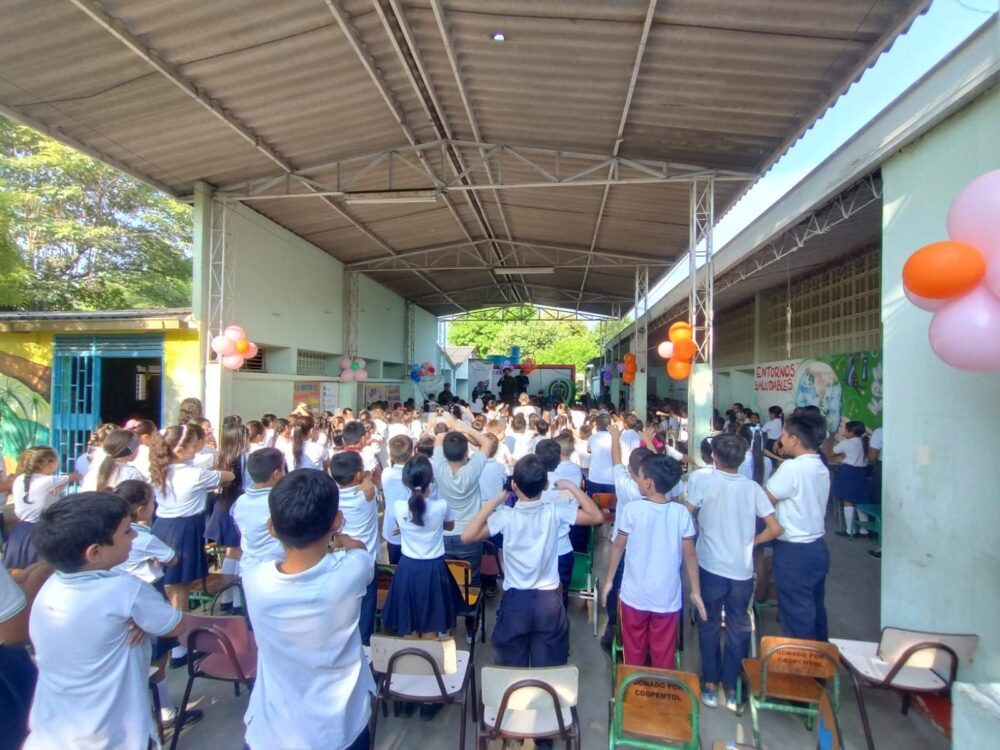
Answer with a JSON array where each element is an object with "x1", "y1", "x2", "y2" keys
[
  {"x1": 0, "y1": 308, "x2": 192, "y2": 321},
  {"x1": 0, "y1": 0, "x2": 929, "y2": 316}
]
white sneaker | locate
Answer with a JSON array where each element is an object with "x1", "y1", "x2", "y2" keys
[
  {"x1": 725, "y1": 692, "x2": 738, "y2": 712},
  {"x1": 702, "y1": 688, "x2": 719, "y2": 708}
]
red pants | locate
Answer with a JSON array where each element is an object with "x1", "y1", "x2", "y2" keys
[{"x1": 620, "y1": 601, "x2": 680, "y2": 669}]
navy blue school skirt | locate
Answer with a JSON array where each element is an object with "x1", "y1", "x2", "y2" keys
[
  {"x1": 832, "y1": 464, "x2": 870, "y2": 503},
  {"x1": 381, "y1": 555, "x2": 462, "y2": 635},
  {"x1": 205, "y1": 502, "x2": 241, "y2": 548},
  {"x1": 2, "y1": 521, "x2": 37, "y2": 570},
  {"x1": 152, "y1": 513, "x2": 208, "y2": 585}
]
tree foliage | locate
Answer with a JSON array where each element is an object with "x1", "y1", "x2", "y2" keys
[{"x1": 0, "y1": 117, "x2": 192, "y2": 311}]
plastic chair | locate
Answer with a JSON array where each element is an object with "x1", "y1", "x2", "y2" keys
[
  {"x1": 568, "y1": 526, "x2": 599, "y2": 636},
  {"x1": 369, "y1": 635, "x2": 475, "y2": 750},
  {"x1": 741, "y1": 636, "x2": 842, "y2": 750},
  {"x1": 187, "y1": 572, "x2": 242, "y2": 613},
  {"x1": 373, "y1": 563, "x2": 396, "y2": 632},
  {"x1": 480, "y1": 539, "x2": 504, "y2": 580},
  {"x1": 610, "y1": 665, "x2": 701, "y2": 750},
  {"x1": 477, "y1": 665, "x2": 580, "y2": 750},
  {"x1": 169, "y1": 613, "x2": 257, "y2": 750},
  {"x1": 447, "y1": 559, "x2": 486, "y2": 653},
  {"x1": 591, "y1": 492, "x2": 617, "y2": 539},
  {"x1": 853, "y1": 504, "x2": 883, "y2": 541},
  {"x1": 831, "y1": 628, "x2": 978, "y2": 750}
]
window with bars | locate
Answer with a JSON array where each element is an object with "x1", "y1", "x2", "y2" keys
[
  {"x1": 242, "y1": 349, "x2": 266, "y2": 372},
  {"x1": 296, "y1": 350, "x2": 330, "y2": 376}
]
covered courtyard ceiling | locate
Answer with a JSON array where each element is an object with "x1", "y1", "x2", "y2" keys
[{"x1": 0, "y1": 0, "x2": 928, "y2": 317}]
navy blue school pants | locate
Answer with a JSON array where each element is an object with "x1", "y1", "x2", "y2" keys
[
  {"x1": 492, "y1": 588, "x2": 569, "y2": 668},
  {"x1": 602, "y1": 555, "x2": 626, "y2": 642},
  {"x1": 557, "y1": 551, "x2": 574, "y2": 610},
  {"x1": 387, "y1": 543, "x2": 402, "y2": 565},
  {"x1": 360, "y1": 565, "x2": 378, "y2": 646},
  {"x1": 772, "y1": 538, "x2": 830, "y2": 641},
  {"x1": 697, "y1": 567, "x2": 754, "y2": 692},
  {"x1": 0, "y1": 643, "x2": 36, "y2": 750}
]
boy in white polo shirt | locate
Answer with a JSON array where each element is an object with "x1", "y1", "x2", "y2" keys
[
  {"x1": 26, "y1": 492, "x2": 186, "y2": 750},
  {"x1": 242, "y1": 469, "x2": 375, "y2": 750},
  {"x1": 462, "y1": 455, "x2": 603, "y2": 667},
  {"x1": 765, "y1": 412, "x2": 832, "y2": 641},
  {"x1": 232, "y1": 447, "x2": 286, "y2": 575},
  {"x1": 688, "y1": 434, "x2": 783, "y2": 711}
]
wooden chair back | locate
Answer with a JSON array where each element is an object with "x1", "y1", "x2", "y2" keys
[
  {"x1": 760, "y1": 636, "x2": 839, "y2": 680},
  {"x1": 370, "y1": 634, "x2": 458, "y2": 676},
  {"x1": 615, "y1": 665, "x2": 700, "y2": 744},
  {"x1": 446, "y1": 559, "x2": 476, "y2": 604},
  {"x1": 592, "y1": 493, "x2": 617, "y2": 523},
  {"x1": 878, "y1": 627, "x2": 978, "y2": 680}
]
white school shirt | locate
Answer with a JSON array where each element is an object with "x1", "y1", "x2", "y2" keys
[
  {"x1": 129, "y1": 444, "x2": 151, "y2": 481},
  {"x1": 494, "y1": 440, "x2": 515, "y2": 475},
  {"x1": 337, "y1": 485, "x2": 379, "y2": 561},
  {"x1": 738, "y1": 452, "x2": 773, "y2": 485},
  {"x1": 688, "y1": 471, "x2": 774, "y2": 581},
  {"x1": 233, "y1": 487, "x2": 285, "y2": 574},
  {"x1": 543, "y1": 472, "x2": 578, "y2": 555},
  {"x1": 81, "y1": 460, "x2": 144, "y2": 492},
  {"x1": 834, "y1": 436, "x2": 866, "y2": 467},
  {"x1": 487, "y1": 499, "x2": 578, "y2": 591},
  {"x1": 113, "y1": 524, "x2": 176, "y2": 584},
  {"x1": 479, "y1": 458, "x2": 507, "y2": 503},
  {"x1": 282, "y1": 440, "x2": 329, "y2": 471},
  {"x1": 573, "y1": 438, "x2": 591, "y2": 470},
  {"x1": 359, "y1": 444, "x2": 381, "y2": 472},
  {"x1": 869, "y1": 427, "x2": 883, "y2": 456},
  {"x1": 609, "y1": 466, "x2": 683, "y2": 541},
  {"x1": 762, "y1": 418, "x2": 783, "y2": 441},
  {"x1": 380, "y1": 465, "x2": 408, "y2": 548},
  {"x1": 387, "y1": 423, "x2": 408, "y2": 439},
  {"x1": 587, "y1": 431, "x2": 614, "y2": 484},
  {"x1": 569, "y1": 409, "x2": 586, "y2": 429},
  {"x1": 192, "y1": 446, "x2": 218, "y2": 468},
  {"x1": 618, "y1": 500, "x2": 696, "y2": 614},
  {"x1": 432, "y1": 446, "x2": 486, "y2": 535},
  {"x1": 392, "y1": 498, "x2": 452, "y2": 559},
  {"x1": 0, "y1": 565, "x2": 26, "y2": 645},
  {"x1": 242, "y1": 552, "x2": 376, "y2": 750},
  {"x1": 552, "y1": 460, "x2": 583, "y2": 488},
  {"x1": 511, "y1": 431, "x2": 534, "y2": 460},
  {"x1": 619, "y1": 429, "x2": 642, "y2": 466},
  {"x1": 766, "y1": 453, "x2": 830, "y2": 543},
  {"x1": 74, "y1": 451, "x2": 91, "y2": 479},
  {"x1": 153, "y1": 462, "x2": 222, "y2": 518},
  {"x1": 12, "y1": 474, "x2": 70, "y2": 522},
  {"x1": 27, "y1": 570, "x2": 181, "y2": 750},
  {"x1": 513, "y1": 405, "x2": 541, "y2": 419},
  {"x1": 684, "y1": 466, "x2": 715, "y2": 505}
]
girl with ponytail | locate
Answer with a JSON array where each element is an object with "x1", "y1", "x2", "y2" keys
[
  {"x1": 737, "y1": 423, "x2": 773, "y2": 487},
  {"x1": 380, "y1": 455, "x2": 462, "y2": 639},
  {"x1": 281, "y1": 414, "x2": 329, "y2": 471},
  {"x1": 205, "y1": 420, "x2": 249, "y2": 612},
  {"x1": 82, "y1": 429, "x2": 144, "y2": 491}
]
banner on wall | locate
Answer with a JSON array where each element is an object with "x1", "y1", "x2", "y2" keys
[
  {"x1": 467, "y1": 360, "x2": 494, "y2": 399},
  {"x1": 358, "y1": 383, "x2": 402, "y2": 408},
  {"x1": 320, "y1": 382, "x2": 338, "y2": 414},
  {"x1": 754, "y1": 350, "x2": 882, "y2": 432},
  {"x1": 292, "y1": 381, "x2": 322, "y2": 414}
]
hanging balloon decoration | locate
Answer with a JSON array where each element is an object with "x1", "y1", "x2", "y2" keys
[
  {"x1": 601, "y1": 364, "x2": 614, "y2": 386},
  {"x1": 341, "y1": 357, "x2": 369, "y2": 381},
  {"x1": 659, "y1": 321, "x2": 695, "y2": 379},
  {"x1": 622, "y1": 352, "x2": 637, "y2": 385},
  {"x1": 210, "y1": 325, "x2": 258, "y2": 371},
  {"x1": 520, "y1": 359, "x2": 536, "y2": 375},
  {"x1": 902, "y1": 169, "x2": 1000, "y2": 371}
]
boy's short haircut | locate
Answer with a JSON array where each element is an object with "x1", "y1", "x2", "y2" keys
[
  {"x1": 415, "y1": 437, "x2": 435, "y2": 458},
  {"x1": 535, "y1": 419, "x2": 549, "y2": 435},
  {"x1": 784, "y1": 413, "x2": 826, "y2": 450},
  {"x1": 442, "y1": 432, "x2": 469, "y2": 462},
  {"x1": 628, "y1": 446, "x2": 654, "y2": 476},
  {"x1": 32, "y1": 492, "x2": 129, "y2": 573},
  {"x1": 624, "y1": 414, "x2": 639, "y2": 431},
  {"x1": 329, "y1": 451, "x2": 364, "y2": 486},
  {"x1": 486, "y1": 419, "x2": 505, "y2": 435},
  {"x1": 247, "y1": 447, "x2": 286, "y2": 483},
  {"x1": 479, "y1": 432, "x2": 499, "y2": 459},
  {"x1": 699, "y1": 438, "x2": 714, "y2": 465},
  {"x1": 512, "y1": 455, "x2": 547, "y2": 499},
  {"x1": 389, "y1": 435, "x2": 414, "y2": 465},
  {"x1": 341, "y1": 420, "x2": 367, "y2": 446},
  {"x1": 711, "y1": 434, "x2": 748, "y2": 470},
  {"x1": 534, "y1": 438, "x2": 561, "y2": 472},
  {"x1": 639, "y1": 454, "x2": 682, "y2": 494},
  {"x1": 268, "y1": 469, "x2": 340, "y2": 548},
  {"x1": 555, "y1": 432, "x2": 575, "y2": 457},
  {"x1": 511, "y1": 414, "x2": 526, "y2": 431},
  {"x1": 596, "y1": 414, "x2": 610, "y2": 431},
  {"x1": 433, "y1": 422, "x2": 449, "y2": 435}
]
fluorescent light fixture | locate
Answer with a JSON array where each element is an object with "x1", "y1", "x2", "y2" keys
[
  {"x1": 345, "y1": 192, "x2": 439, "y2": 205},
  {"x1": 491, "y1": 31, "x2": 506, "y2": 42},
  {"x1": 493, "y1": 267, "x2": 554, "y2": 275}
]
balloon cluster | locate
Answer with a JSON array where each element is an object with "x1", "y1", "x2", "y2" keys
[
  {"x1": 601, "y1": 364, "x2": 614, "y2": 386},
  {"x1": 520, "y1": 359, "x2": 537, "y2": 374},
  {"x1": 340, "y1": 357, "x2": 368, "y2": 382},
  {"x1": 210, "y1": 326, "x2": 258, "y2": 371},
  {"x1": 902, "y1": 169, "x2": 1000, "y2": 371},
  {"x1": 410, "y1": 360, "x2": 436, "y2": 383},
  {"x1": 622, "y1": 352, "x2": 637, "y2": 385},
  {"x1": 657, "y1": 321, "x2": 697, "y2": 379}
]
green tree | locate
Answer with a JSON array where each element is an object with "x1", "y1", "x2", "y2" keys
[
  {"x1": 535, "y1": 333, "x2": 600, "y2": 377},
  {"x1": 0, "y1": 117, "x2": 192, "y2": 311}
]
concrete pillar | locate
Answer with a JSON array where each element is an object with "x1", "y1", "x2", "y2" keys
[
  {"x1": 191, "y1": 182, "x2": 213, "y2": 403},
  {"x1": 688, "y1": 363, "x2": 714, "y2": 464}
]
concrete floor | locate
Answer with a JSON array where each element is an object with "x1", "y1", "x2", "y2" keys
[{"x1": 165, "y1": 521, "x2": 950, "y2": 750}]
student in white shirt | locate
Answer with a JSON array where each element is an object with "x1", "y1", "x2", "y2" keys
[
  {"x1": 553, "y1": 433, "x2": 584, "y2": 487},
  {"x1": 513, "y1": 392, "x2": 541, "y2": 419},
  {"x1": 382, "y1": 436, "x2": 414, "y2": 565},
  {"x1": 573, "y1": 423, "x2": 592, "y2": 473},
  {"x1": 283, "y1": 415, "x2": 330, "y2": 471},
  {"x1": 688, "y1": 435, "x2": 782, "y2": 710},
  {"x1": 81, "y1": 429, "x2": 144, "y2": 492},
  {"x1": 737, "y1": 423, "x2": 773, "y2": 486},
  {"x1": 233, "y1": 448, "x2": 286, "y2": 575},
  {"x1": 509, "y1": 414, "x2": 534, "y2": 460},
  {"x1": 828, "y1": 420, "x2": 871, "y2": 538},
  {"x1": 382, "y1": 456, "x2": 462, "y2": 645},
  {"x1": 604, "y1": 454, "x2": 706, "y2": 670},
  {"x1": 127, "y1": 419, "x2": 160, "y2": 480},
  {"x1": 535, "y1": 440, "x2": 580, "y2": 610},
  {"x1": 462, "y1": 455, "x2": 603, "y2": 667},
  {"x1": 761, "y1": 406, "x2": 784, "y2": 451},
  {"x1": 618, "y1": 414, "x2": 643, "y2": 467},
  {"x1": 478, "y1": 434, "x2": 507, "y2": 502},
  {"x1": 330, "y1": 451, "x2": 379, "y2": 646},
  {"x1": 3, "y1": 446, "x2": 78, "y2": 571},
  {"x1": 486, "y1": 419, "x2": 515, "y2": 476},
  {"x1": 241, "y1": 470, "x2": 375, "y2": 750},
  {"x1": 765, "y1": 412, "x2": 832, "y2": 641},
  {"x1": 586, "y1": 415, "x2": 615, "y2": 494},
  {"x1": 27, "y1": 492, "x2": 187, "y2": 750}
]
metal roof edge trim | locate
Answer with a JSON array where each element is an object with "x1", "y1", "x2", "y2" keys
[{"x1": 610, "y1": 13, "x2": 999, "y2": 348}]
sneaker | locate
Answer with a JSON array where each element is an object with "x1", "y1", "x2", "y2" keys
[
  {"x1": 161, "y1": 708, "x2": 204, "y2": 731},
  {"x1": 465, "y1": 630, "x2": 474, "y2": 646},
  {"x1": 725, "y1": 692, "x2": 738, "y2": 713},
  {"x1": 868, "y1": 549, "x2": 882, "y2": 559},
  {"x1": 701, "y1": 688, "x2": 719, "y2": 708}
]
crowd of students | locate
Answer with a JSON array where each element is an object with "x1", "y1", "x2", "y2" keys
[{"x1": 0, "y1": 389, "x2": 883, "y2": 750}]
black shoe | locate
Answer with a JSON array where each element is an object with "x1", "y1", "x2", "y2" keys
[
  {"x1": 600, "y1": 634, "x2": 613, "y2": 654},
  {"x1": 419, "y1": 703, "x2": 443, "y2": 721},
  {"x1": 535, "y1": 740, "x2": 555, "y2": 750},
  {"x1": 834, "y1": 531, "x2": 854, "y2": 538},
  {"x1": 868, "y1": 549, "x2": 882, "y2": 559},
  {"x1": 162, "y1": 708, "x2": 203, "y2": 732},
  {"x1": 169, "y1": 655, "x2": 187, "y2": 669}
]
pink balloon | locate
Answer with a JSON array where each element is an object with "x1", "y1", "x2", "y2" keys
[
  {"x1": 340, "y1": 356, "x2": 353, "y2": 370},
  {"x1": 340, "y1": 369, "x2": 355, "y2": 382},
  {"x1": 224, "y1": 325, "x2": 246, "y2": 342},
  {"x1": 356, "y1": 369, "x2": 368, "y2": 381},
  {"x1": 904, "y1": 286, "x2": 949, "y2": 313},
  {"x1": 244, "y1": 342, "x2": 258, "y2": 359},
  {"x1": 211, "y1": 335, "x2": 236, "y2": 355},
  {"x1": 986, "y1": 254, "x2": 1000, "y2": 300},
  {"x1": 947, "y1": 169, "x2": 1000, "y2": 262},
  {"x1": 657, "y1": 341, "x2": 674, "y2": 359},
  {"x1": 221, "y1": 354, "x2": 245, "y2": 370},
  {"x1": 355, "y1": 358, "x2": 366, "y2": 369},
  {"x1": 928, "y1": 283, "x2": 1000, "y2": 371}
]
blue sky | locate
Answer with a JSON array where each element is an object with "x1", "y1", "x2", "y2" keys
[{"x1": 641, "y1": 0, "x2": 996, "y2": 310}]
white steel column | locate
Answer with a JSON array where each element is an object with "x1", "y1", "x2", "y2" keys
[
  {"x1": 204, "y1": 197, "x2": 234, "y2": 428},
  {"x1": 688, "y1": 176, "x2": 715, "y2": 464},
  {"x1": 633, "y1": 265, "x2": 649, "y2": 414},
  {"x1": 343, "y1": 271, "x2": 359, "y2": 358}
]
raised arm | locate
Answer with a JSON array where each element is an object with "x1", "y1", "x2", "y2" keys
[
  {"x1": 608, "y1": 422, "x2": 623, "y2": 467},
  {"x1": 555, "y1": 480, "x2": 604, "y2": 525},
  {"x1": 461, "y1": 490, "x2": 506, "y2": 543}
]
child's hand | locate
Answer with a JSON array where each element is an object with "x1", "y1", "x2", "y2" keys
[
  {"x1": 68, "y1": 472, "x2": 84, "y2": 484},
  {"x1": 390, "y1": 527, "x2": 400, "y2": 537},
  {"x1": 553, "y1": 479, "x2": 577, "y2": 493},
  {"x1": 601, "y1": 579, "x2": 613, "y2": 609},
  {"x1": 490, "y1": 489, "x2": 509, "y2": 507},
  {"x1": 331, "y1": 533, "x2": 367, "y2": 552},
  {"x1": 690, "y1": 592, "x2": 707, "y2": 621},
  {"x1": 608, "y1": 423, "x2": 621, "y2": 437},
  {"x1": 125, "y1": 618, "x2": 149, "y2": 646},
  {"x1": 360, "y1": 476, "x2": 376, "y2": 501}
]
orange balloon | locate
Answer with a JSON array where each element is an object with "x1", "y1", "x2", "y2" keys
[
  {"x1": 234, "y1": 339, "x2": 250, "y2": 354},
  {"x1": 623, "y1": 372, "x2": 635, "y2": 385},
  {"x1": 667, "y1": 358, "x2": 692, "y2": 379},
  {"x1": 623, "y1": 353, "x2": 636, "y2": 363},
  {"x1": 668, "y1": 321, "x2": 691, "y2": 336},
  {"x1": 673, "y1": 338, "x2": 697, "y2": 360},
  {"x1": 668, "y1": 324, "x2": 693, "y2": 344},
  {"x1": 903, "y1": 241, "x2": 985, "y2": 299}
]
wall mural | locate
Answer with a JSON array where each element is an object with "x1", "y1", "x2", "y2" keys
[{"x1": 0, "y1": 351, "x2": 52, "y2": 472}]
